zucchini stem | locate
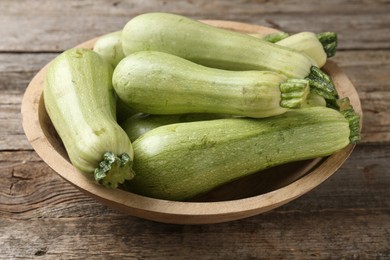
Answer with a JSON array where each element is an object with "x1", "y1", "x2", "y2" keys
[
  {"x1": 306, "y1": 66, "x2": 339, "y2": 101},
  {"x1": 337, "y1": 98, "x2": 361, "y2": 144},
  {"x1": 317, "y1": 32, "x2": 337, "y2": 58},
  {"x1": 279, "y1": 79, "x2": 310, "y2": 108},
  {"x1": 94, "y1": 152, "x2": 135, "y2": 188}
]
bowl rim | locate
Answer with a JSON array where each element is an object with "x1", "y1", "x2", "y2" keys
[{"x1": 21, "y1": 20, "x2": 362, "y2": 224}]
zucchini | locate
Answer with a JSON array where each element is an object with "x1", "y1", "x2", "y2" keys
[
  {"x1": 113, "y1": 51, "x2": 310, "y2": 118},
  {"x1": 121, "y1": 93, "x2": 325, "y2": 141},
  {"x1": 121, "y1": 113, "x2": 231, "y2": 141},
  {"x1": 276, "y1": 32, "x2": 327, "y2": 68},
  {"x1": 250, "y1": 31, "x2": 337, "y2": 67},
  {"x1": 121, "y1": 12, "x2": 338, "y2": 100},
  {"x1": 44, "y1": 48, "x2": 135, "y2": 188},
  {"x1": 124, "y1": 106, "x2": 359, "y2": 201},
  {"x1": 93, "y1": 31, "x2": 125, "y2": 68}
]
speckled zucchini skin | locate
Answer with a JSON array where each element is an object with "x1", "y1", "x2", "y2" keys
[
  {"x1": 44, "y1": 48, "x2": 134, "y2": 183},
  {"x1": 121, "y1": 12, "x2": 314, "y2": 79},
  {"x1": 125, "y1": 106, "x2": 350, "y2": 201},
  {"x1": 113, "y1": 51, "x2": 309, "y2": 118}
]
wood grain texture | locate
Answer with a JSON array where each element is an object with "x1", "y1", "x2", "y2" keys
[
  {"x1": 1, "y1": 0, "x2": 389, "y2": 257},
  {"x1": 0, "y1": 145, "x2": 389, "y2": 258},
  {"x1": 0, "y1": 0, "x2": 390, "y2": 52}
]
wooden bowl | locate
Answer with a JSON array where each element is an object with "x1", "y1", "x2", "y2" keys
[{"x1": 21, "y1": 21, "x2": 362, "y2": 224}]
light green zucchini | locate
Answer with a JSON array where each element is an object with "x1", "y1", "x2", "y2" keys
[
  {"x1": 121, "y1": 93, "x2": 325, "y2": 141},
  {"x1": 121, "y1": 12, "x2": 338, "y2": 100},
  {"x1": 121, "y1": 113, "x2": 232, "y2": 141},
  {"x1": 113, "y1": 51, "x2": 310, "y2": 118},
  {"x1": 44, "y1": 48, "x2": 134, "y2": 188},
  {"x1": 276, "y1": 32, "x2": 327, "y2": 68},
  {"x1": 250, "y1": 31, "x2": 337, "y2": 67},
  {"x1": 93, "y1": 31, "x2": 125, "y2": 68},
  {"x1": 124, "y1": 106, "x2": 359, "y2": 201}
]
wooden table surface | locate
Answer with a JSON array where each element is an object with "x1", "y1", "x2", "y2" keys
[{"x1": 1, "y1": 0, "x2": 389, "y2": 258}]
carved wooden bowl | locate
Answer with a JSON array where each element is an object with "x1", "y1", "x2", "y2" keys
[{"x1": 21, "y1": 21, "x2": 362, "y2": 224}]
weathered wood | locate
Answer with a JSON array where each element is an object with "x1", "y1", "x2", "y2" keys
[
  {"x1": 0, "y1": 145, "x2": 389, "y2": 258},
  {"x1": 1, "y1": 145, "x2": 389, "y2": 218},
  {"x1": 0, "y1": 212, "x2": 389, "y2": 259},
  {"x1": 0, "y1": 0, "x2": 389, "y2": 52},
  {"x1": 1, "y1": 0, "x2": 389, "y2": 256}
]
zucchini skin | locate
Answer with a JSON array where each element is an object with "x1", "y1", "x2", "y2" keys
[
  {"x1": 121, "y1": 113, "x2": 231, "y2": 141},
  {"x1": 93, "y1": 31, "x2": 125, "y2": 68},
  {"x1": 113, "y1": 51, "x2": 309, "y2": 118},
  {"x1": 44, "y1": 48, "x2": 134, "y2": 187},
  {"x1": 122, "y1": 13, "x2": 314, "y2": 79},
  {"x1": 121, "y1": 93, "x2": 325, "y2": 141},
  {"x1": 125, "y1": 107, "x2": 351, "y2": 201},
  {"x1": 276, "y1": 32, "x2": 327, "y2": 68}
]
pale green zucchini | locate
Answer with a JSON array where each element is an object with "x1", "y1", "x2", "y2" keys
[
  {"x1": 276, "y1": 32, "x2": 327, "y2": 68},
  {"x1": 44, "y1": 48, "x2": 134, "y2": 188},
  {"x1": 250, "y1": 31, "x2": 337, "y2": 67},
  {"x1": 92, "y1": 32, "x2": 136, "y2": 121},
  {"x1": 124, "y1": 106, "x2": 359, "y2": 201},
  {"x1": 121, "y1": 12, "x2": 338, "y2": 100},
  {"x1": 121, "y1": 93, "x2": 325, "y2": 141},
  {"x1": 121, "y1": 113, "x2": 231, "y2": 142},
  {"x1": 93, "y1": 31, "x2": 125, "y2": 68},
  {"x1": 113, "y1": 51, "x2": 310, "y2": 118}
]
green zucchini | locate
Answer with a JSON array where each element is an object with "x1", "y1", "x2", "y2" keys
[
  {"x1": 250, "y1": 31, "x2": 337, "y2": 67},
  {"x1": 121, "y1": 113, "x2": 231, "y2": 141},
  {"x1": 124, "y1": 106, "x2": 358, "y2": 201},
  {"x1": 113, "y1": 51, "x2": 310, "y2": 118},
  {"x1": 276, "y1": 32, "x2": 327, "y2": 68},
  {"x1": 121, "y1": 12, "x2": 338, "y2": 100},
  {"x1": 44, "y1": 48, "x2": 135, "y2": 188},
  {"x1": 121, "y1": 93, "x2": 325, "y2": 141},
  {"x1": 93, "y1": 31, "x2": 125, "y2": 68}
]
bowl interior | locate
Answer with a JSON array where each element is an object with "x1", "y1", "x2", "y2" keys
[{"x1": 22, "y1": 21, "x2": 362, "y2": 224}]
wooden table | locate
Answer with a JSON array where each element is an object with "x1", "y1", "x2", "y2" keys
[{"x1": 1, "y1": 0, "x2": 389, "y2": 258}]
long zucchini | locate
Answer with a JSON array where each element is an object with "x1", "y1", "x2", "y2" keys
[
  {"x1": 124, "y1": 106, "x2": 359, "y2": 201},
  {"x1": 44, "y1": 48, "x2": 135, "y2": 188},
  {"x1": 113, "y1": 51, "x2": 310, "y2": 118},
  {"x1": 121, "y1": 93, "x2": 325, "y2": 141},
  {"x1": 121, "y1": 12, "x2": 338, "y2": 100}
]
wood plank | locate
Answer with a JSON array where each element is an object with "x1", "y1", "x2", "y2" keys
[
  {"x1": 0, "y1": 0, "x2": 389, "y2": 52},
  {"x1": 1, "y1": 145, "x2": 389, "y2": 218},
  {"x1": 0, "y1": 145, "x2": 389, "y2": 258},
  {"x1": 0, "y1": 212, "x2": 389, "y2": 259}
]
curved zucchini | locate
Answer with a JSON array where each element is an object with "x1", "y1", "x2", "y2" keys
[
  {"x1": 113, "y1": 51, "x2": 310, "y2": 118},
  {"x1": 93, "y1": 31, "x2": 125, "y2": 68},
  {"x1": 44, "y1": 48, "x2": 135, "y2": 188},
  {"x1": 121, "y1": 12, "x2": 338, "y2": 100},
  {"x1": 124, "y1": 106, "x2": 355, "y2": 201}
]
